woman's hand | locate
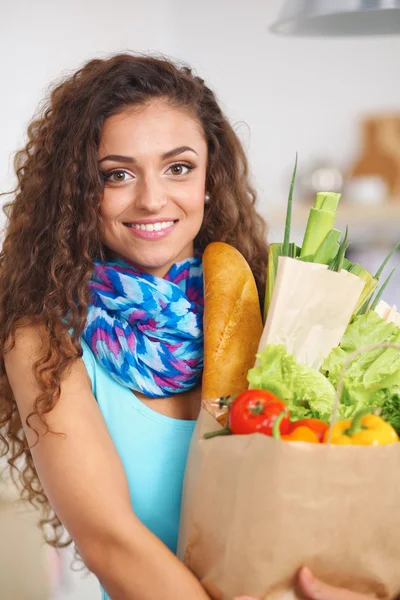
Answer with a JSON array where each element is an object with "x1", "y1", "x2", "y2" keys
[
  {"x1": 297, "y1": 567, "x2": 375, "y2": 600},
  {"x1": 234, "y1": 566, "x2": 375, "y2": 600}
]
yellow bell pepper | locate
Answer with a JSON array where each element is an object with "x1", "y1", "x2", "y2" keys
[{"x1": 324, "y1": 409, "x2": 399, "y2": 446}]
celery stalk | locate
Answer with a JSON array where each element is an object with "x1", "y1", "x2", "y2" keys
[
  {"x1": 314, "y1": 228, "x2": 341, "y2": 265},
  {"x1": 300, "y1": 192, "x2": 341, "y2": 258}
]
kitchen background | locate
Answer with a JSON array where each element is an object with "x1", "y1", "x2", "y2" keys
[{"x1": 1, "y1": 0, "x2": 400, "y2": 598}]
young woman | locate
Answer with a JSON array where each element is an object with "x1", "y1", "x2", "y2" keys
[{"x1": 0, "y1": 54, "x2": 369, "y2": 600}]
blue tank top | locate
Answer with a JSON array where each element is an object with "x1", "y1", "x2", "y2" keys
[{"x1": 80, "y1": 338, "x2": 196, "y2": 600}]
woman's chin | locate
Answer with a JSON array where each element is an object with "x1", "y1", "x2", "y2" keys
[{"x1": 121, "y1": 252, "x2": 187, "y2": 278}]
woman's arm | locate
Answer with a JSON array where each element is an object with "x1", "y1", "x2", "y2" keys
[{"x1": 5, "y1": 325, "x2": 209, "y2": 600}]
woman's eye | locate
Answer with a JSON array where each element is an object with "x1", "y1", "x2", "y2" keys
[
  {"x1": 167, "y1": 163, "x2": 193, "y2": 176},
  {"x1": 103, "y1": 170, "x2": 133, "y2": 183}
]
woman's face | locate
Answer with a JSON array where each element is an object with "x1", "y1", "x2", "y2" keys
[{"x1": 98, "y1": 100, "x2": 208, "y2": 278}]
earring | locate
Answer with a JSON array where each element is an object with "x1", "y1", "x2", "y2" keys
[{"x1": 205, "y1": 192, "x2": 211, "y2": 204}]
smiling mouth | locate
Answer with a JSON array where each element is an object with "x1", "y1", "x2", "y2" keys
[{"x1": 123, "y1": 220, "x2": 177, "y2": 232}]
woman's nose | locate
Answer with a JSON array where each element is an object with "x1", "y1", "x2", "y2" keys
[{"x1": 134, "y1": 175, "x2": 167, "y2": 213}]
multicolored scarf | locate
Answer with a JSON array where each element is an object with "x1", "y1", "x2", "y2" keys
[{"x1": 83, "y1": 256, "x2": 204, "y2": 398}]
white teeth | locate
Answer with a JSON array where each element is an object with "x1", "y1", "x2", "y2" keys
[{"x1": 129, "y1": 221, "x2": 174, "y2": 232}]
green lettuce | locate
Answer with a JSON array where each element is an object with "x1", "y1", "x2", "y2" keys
[
  {"x1": 321, "y1": 311, "x2": 400, "y2": 429},
  {"x1": 247, "y1": 344, "x2": 336, "y2": 422}
]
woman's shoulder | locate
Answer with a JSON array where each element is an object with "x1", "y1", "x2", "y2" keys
[
  {"x1": 5, "y1": 322, "x2": 94, "y2": 422},
  {"x1": 5, "y1": 322, "x2": 95, "y2": 393},
  {"x1": 5, "y1": 321, "x2": 54, "y2": 368}
]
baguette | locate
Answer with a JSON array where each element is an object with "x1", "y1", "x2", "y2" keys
[{"x1": 201, "y1": 242, "x2": 263, "y2": 400}]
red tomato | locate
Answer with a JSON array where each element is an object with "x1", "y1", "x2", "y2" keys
[
  {"x1": 228, "y1": 389, "x2": 290, "y2": 436},
  {"x1": 288, "y1": 418, "x2": 329, "y2": 443}
]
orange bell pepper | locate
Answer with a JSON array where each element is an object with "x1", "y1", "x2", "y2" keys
[
  {"x1": 273, "y1": 412, "x2": 319, "y2": 443},
  {"x1": 289, "y1": 418, "x2": 329, "y2": 443}
]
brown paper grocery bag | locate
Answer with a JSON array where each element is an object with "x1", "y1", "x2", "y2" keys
[{"x1": 178, "y1": 408, "x2": 400, "y2": 600}]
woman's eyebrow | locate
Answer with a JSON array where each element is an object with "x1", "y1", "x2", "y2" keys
[
  {"x1": 98, "y1": 146, "x2": 199, "y2": 165},
  {"x1": 98, "y1": 154, "x2": 135, "y2": 165},
  {"x1": 161, "y1": 146, "x2": 199, "y2": 160}
]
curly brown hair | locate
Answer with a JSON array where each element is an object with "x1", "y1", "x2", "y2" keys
[{"x1": 0, "y1": 52, "x2": 268, "y2": 546}]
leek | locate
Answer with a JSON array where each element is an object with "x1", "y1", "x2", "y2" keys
[
  {"x1": 264, "y1": 243, "x2": 282, "y2": 322},
  {"x1": 300, "y1": 192, "x2": 341, "y2": 258},
  {"x1": 328, "y1": 226, "x2": 348, "y2": 272},
  {"x1": 264, "y1": 155, "x2": 298, "y2": 322},
  {"x1": 314, "y1": 228, "x2": 341, "y2": 265},
  {"x1": 298, "y1": 254, "x2": 316, "y2": 263}
]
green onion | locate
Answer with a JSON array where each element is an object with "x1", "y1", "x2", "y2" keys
[
  {"x1": 370, "y1": 269, "x2": 396, "y2": 312},
  {"x1": 375, "y1": 241, "x2": 400, "y2": 279},
  {"x1": 264, "y1": 155, "x2": 298, "y2": 322},
  {"x1": 355, "y1": 243, "x2": 399, "y2": 315},
  {"x1": 358, "y1": 297, "x2": 372, "y2": 316},
  {"x1": 300, "y1": 192, "x2": 341, "y2": 259},
  {"x1": 282, "y1": 153, "x2": 298, "y2": 257}
]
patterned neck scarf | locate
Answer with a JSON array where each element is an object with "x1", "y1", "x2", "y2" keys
[{"x1": 83, "y1": 256, "x2": 204, "y2": 398}]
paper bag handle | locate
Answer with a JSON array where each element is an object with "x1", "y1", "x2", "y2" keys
[{"x1": 327, "y1": 342, "x2": 400, "y2": 443}]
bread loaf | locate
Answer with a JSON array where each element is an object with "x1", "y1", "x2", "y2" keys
[{"x1": 201, "y1": 242, "x2": 263, "y2": 400}]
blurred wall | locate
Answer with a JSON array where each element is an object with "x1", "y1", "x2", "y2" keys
[{"x1": 2, "y1": 0, "x2": 400, "y2": 222}]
